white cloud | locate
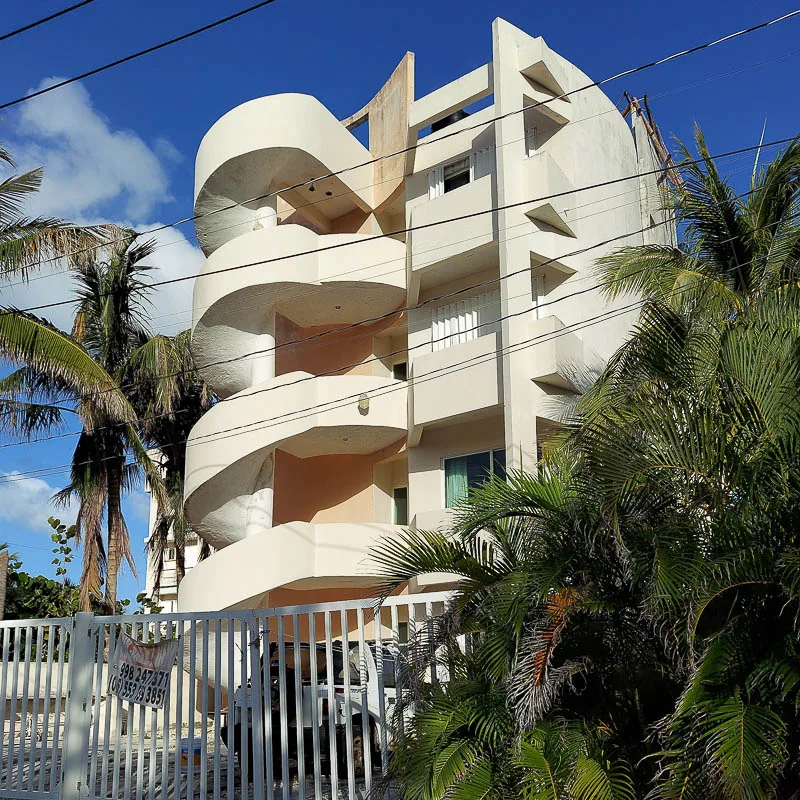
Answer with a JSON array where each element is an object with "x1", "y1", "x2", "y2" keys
[
  {"x1": 1, "y1": 79, "x2": 203, "y2": 335},
  {"x1": 13, "y1": 79, "x2": 173, "y2": 221},
  {"x1": 0, "y1": 472, "x2": 73, "y2": 536},
  {"x1": 0, "y1": 223, "x2": 200, "y2": 335}
]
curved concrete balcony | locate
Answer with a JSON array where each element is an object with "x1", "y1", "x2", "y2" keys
[
  {"x1": 194, "y1": 94, "x2": 375, "y2": 254},
  {"x1": 192, "y1": 224, "x2": 406, "y2": 397},
  {"x1": 184, "y1": 372, "x2": 407, "y2": 550},
  {"x1": 177, "y1": 521, "x2": 402, "y2": 612}
]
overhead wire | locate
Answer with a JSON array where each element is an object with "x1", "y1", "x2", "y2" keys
[
  {"x1": 6, "y1": 134, "x2": 797, "y2": 320},
  {"x1": 0, "y1": 218, "x2": 780, "y2": 462},
  {"x1": 4, "y1": 8, "x2": 799, "y2": 273},
  {"x1": 0, "y1": 0, "x2": 97, "y2": 43},
  {"x1": 0, "y1": 0, "x2": 281, "y2": 111}
]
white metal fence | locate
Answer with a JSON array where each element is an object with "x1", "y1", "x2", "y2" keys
[{"x1": 0, "y1": 592, "x2": 451, "y2": 800}]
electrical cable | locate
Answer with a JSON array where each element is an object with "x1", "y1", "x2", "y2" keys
[
  {"x1": 0, "y1": 0, "x2": 281, "y2": 111},
  {"x1": 5, "y1": 9, "x2": 798, "y2": 271},
  {"x1": 0, "y1": 0, "x2": 97, "y2": 43},
  {"x1": 7, "y1": 134, "x2": 796, "y2": 318}
]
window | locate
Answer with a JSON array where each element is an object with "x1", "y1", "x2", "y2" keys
[
  {"x1": 444, "y1": 448, "x2": 506, "y2": 507},
  {"x1": 165, "y1": 547, "x2": 176, "y2": 561},
  {"x1": 393, "y1": 487, "x2": 409, "y2": 526},
  {"x1": 427, "y1": 149, "x2": 493, "y2": 199},
  {"x1": 443, "y1": 157, "x2": 470, "y2": 193},
  {"x1": 431, "y1": 291, "x2": 501, "y2": 351},
  {"x1": 392, "y1": 361, "x2": 408, "y2": 381},
  {"x1": 532, "y1": 272, "x2": 546, "y2": 320}
]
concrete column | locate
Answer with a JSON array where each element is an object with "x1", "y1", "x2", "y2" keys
[
  {"x1": 252, "y1": 197, "x2": 278, "y2": 230},
  {"x1": 250, "y1": 309, "x2": 276, "y2": 386},
  {"x1": 493, "y1": 19, "x2": 539, "y2": 473},
  {"x1": 245, "y1": 452, "x2": 274, "y2": 538}
]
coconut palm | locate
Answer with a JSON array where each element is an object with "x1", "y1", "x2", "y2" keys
[
  {"x1": 0, "y1": 229, "x2": 172, "y2": 610},
  {"x1": 128, "y1": 329, "x2": 214, "y2": 592},
  {"x1": 595, "y1": 128, "x2": 800, "y2": 316},
  {"x1": 370, "y1": 133, "x2": 800, "y2": 798},
  {"x1": 0, "y1": 145, "x2": 110, "y2": 276}
]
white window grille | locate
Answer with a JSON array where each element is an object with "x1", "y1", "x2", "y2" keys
[
  {"x1": 427, "y1": 149, "x2": 494, "y2": 199},
  {"x1": 431, "y1": 290, "x2": 501, "y2": 351}
]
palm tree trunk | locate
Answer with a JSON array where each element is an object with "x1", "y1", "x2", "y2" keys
[{"x1": 105, "y1": 460, "x2": 123, "y2": 611}]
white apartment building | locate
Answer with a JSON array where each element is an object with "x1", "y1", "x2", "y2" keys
[{"x1": 177, "y1": 18, "x2": 672, "y2": 613}]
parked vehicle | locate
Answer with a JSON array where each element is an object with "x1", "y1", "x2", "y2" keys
[{"x1": 220, "y1": 638, "x2": 402, "y2": 781}]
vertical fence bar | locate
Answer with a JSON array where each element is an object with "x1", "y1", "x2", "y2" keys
[
  {"x1": 323, "y1": 611, "x2": 339, "y2": 796},
  {"x1": 38, "y1": 623, "x2": 55, "y2": 794},
  {"x1": 112, "y1": 624, "x2": 126, "y2": 800},
  {"x1": 249, "y1": 614, "x2": 266, "y2": 800},
  {"x1": 135, "y1": 622, "x2": 148, "y2": 800},
  {"x1": 101, "y1": 623, "x2": 117, "y2": 800},
  {"x1": 6, "y1": 621, "x2": 21, "y2": 788},
  {"x1": 276, "y1": 615, "x2": 289, "y2": 800},
  {"x1": 357, "y1": 607, "x2": 373, "y2": 793},
  {"x1": 200, "y1": 619, "x2": 210, "y2": 800},
  {"x1": 87, "y1": 623, "x2": 104, "y2": 796},
  {"x1": 148, "y1": 620, "x2": 161, "y2": 800},
  {"x1": 160, "y1": 620, "x2": 173, "y2": 800},
  {"x1": 238, "y1": 615, "x2": 250, "y2": 794},
  {"x1": 50, "y1": 624, "x2": 68, "y2": 793},
  {"x1": 187, "y1": 621, "x2": 198, "y2": 800},
  {"x1": 340, "y1": 609, "x2": 356, "y2": 800},
  {"x1": 26, "y1": 625, "x2": 44, "y2": 791},
  {"x1": 261, "y1": 615, "x2": 274, "y2": 800},
  {"x1": 123, "y1": 624, "x2": 136, "y2": 800},
  {"x1": 292, "y1": 613, "x2": 305, "y2": 798},
  {"x1": 225, "y1": 618, "x2": 235, "y2": 800},
  {"x1": 426, "y1": 602, "x2": 438, "y2": 685},
  {"x1": 307, "y1": 612, "x2": 321, "y2": 800},
  {"x1": 16, "y1": 624, "x2": 33, "y2": 791},
  {"x1": 374, "y1": 607, "x2": 388, "y2": 775},
  {"x1": 0, "y1": 628, "x2": 10, "y2": 792},
  {"x1": 135, "y1": 623, "x2": 148, "y2": 800},
  {"x1": 213, "y1": 619, "x2": 222, "y2": 800},
  {"x1": 174, "y1": 619, "x2": 186, "y2": 800},
  {"x1": 389, "y1": 604, "x2": 403, "y2": 740}
]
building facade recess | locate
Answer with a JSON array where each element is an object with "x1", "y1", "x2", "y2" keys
[{"x1": 177, "y1": 18, "x2": 673, "y2": 613}]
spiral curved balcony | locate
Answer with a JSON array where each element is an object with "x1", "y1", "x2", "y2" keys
[
  {"x1": 191, "y1": 224, "x2": 406, "y2": 398},
  {"x1": 183, "y1": 372, "x2": 407, "y2": 551},
  {"x1": 177, "y1": 521, "x2": 403, "y2": 612},
  {"x1": 194, "y1": 93, "x2": 376, "y2": 254}
]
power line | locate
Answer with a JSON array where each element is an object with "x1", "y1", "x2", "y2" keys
[
  {"x1": 0, "y1": 0, "x2": 280, "y2": 111},
  {"x1": 0, "y1": 248, "x2": 753, "y2": 486},
  {"x1": 0, "y1": 232, "x2": 776, "y2": 457},
  {"x1": 0, "y1": 1, "x2": 97, "y2": 44},
  {"x1": 0, "y1": 152, "x2": 788, "y2": 432},
  {"x1": 6, "y1": 8, "x2": 799, "y2": 272},
  {"x1": 0, "y1": 299, "x2": 652, "y2": 485},
  {"x1": 9, "y1": 134, "x2": 797, "y2": 318}
]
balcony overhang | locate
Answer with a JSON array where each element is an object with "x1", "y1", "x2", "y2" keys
[{"x1": 194, "y1": 94, "x2": 375, "y2": 254}]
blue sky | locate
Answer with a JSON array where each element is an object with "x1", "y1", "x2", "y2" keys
[{"x1": 0, "y1": 0, "x2": 799, "y2": 602}]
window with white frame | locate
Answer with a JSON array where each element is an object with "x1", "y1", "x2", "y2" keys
[
  {"x1": 431, "y1": 290, "x2": 501, "y2": 351},
  {"x1": 428, "y1": 149, "x2": 494, "y2": 199},
  {"x1": 444, "y1": 448, "x2": 506, "y2": 507}
]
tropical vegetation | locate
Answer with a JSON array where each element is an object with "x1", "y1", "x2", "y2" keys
[
  {"x1": 371, "y1": 129, "x2": 800, "y2": 799},
  {"x1": 0, "y1": 145, "x2": 212, "y2": 612}
]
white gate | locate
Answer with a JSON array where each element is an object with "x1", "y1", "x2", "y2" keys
[{"x1": 0, "y1": 592, "x2": 451, "y2": 800}]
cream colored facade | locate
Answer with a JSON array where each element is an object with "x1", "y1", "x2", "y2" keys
[{"x1": 177, "y1": 18, "x2": 672, "y2": 613}]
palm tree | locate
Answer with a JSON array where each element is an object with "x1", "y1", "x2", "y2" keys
[
  {"x1": 128, "y1": 329, "x2": 214, "y2": 593},
  {"x1": 595, "y1": 128, "x2": 800, "y2": 316},
  {"x1": 0, "y1": 145, "x2": 110, "y2": 276},
  {"x1": 370, "y1": 132, "x2": 800, "y2": 798},
  {"x1": 0, "y1": 229, "x2": 171, "y2": 610}
]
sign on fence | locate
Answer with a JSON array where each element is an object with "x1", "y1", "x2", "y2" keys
[{"x1": 107, "y1": 631, "x2": 180, "y2": 708}]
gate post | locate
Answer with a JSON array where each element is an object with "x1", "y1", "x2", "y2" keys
[{"x1": 60, "y1": 612, "x2": 96, "y2": 800}]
